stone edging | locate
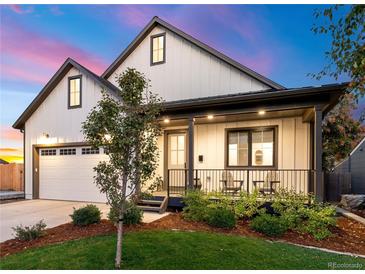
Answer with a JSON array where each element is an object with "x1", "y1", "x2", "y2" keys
[
  {"x1": 273, "y1": 239, "x2": 365, "y2": 259},
  {"x1": 336, "y1": 207, "x2": 365, "y2": 226}
]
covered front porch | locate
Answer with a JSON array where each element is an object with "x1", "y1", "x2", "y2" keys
[{"x1": 149, "y1": 85, "x2": 344, "y2": 202}]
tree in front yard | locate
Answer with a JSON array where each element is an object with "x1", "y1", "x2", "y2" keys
[
  {"x1": 310, "y1": 5, "x2": 365, "y2": 169},
  {"x1": 82, "y1": 68, "x2": 162, "y2": 268}
]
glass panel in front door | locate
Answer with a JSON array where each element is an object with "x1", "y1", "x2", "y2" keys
[
  {"x1": 168, "y1": 133, "x2": 186, "y2": 169},
  {"x1": 168, "y1": 133, "x2": 186, "y2": 194}
]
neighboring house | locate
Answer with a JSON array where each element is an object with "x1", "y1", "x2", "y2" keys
[
  {"x1": 334, "y1": 137, "x2": 365, "y2": 194},
  {"x1": 13, "y1": 16, "x2": 345, "y2": 204}
]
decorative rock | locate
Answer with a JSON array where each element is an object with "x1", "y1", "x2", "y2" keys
[{"x1": 340, "y1": 194, "x2": 365, "y2": 209}]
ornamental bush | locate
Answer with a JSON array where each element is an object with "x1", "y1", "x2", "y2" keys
[
  {"x1": 250, "y1": 214, "x2": 288, "y2": 237},
  {"x1": 12, "y1": 220, "x2": 47, "y2": 241},
  {"x1": 70, "y1": 204, "x2": 101, "y2": 226},
  {"x1": 206, "y1": 206, "x2": 236, "y2": 229},
  {"x1": 182, "y1": 190, "x2": 210, "y2": 222},
  {"x1": 234, "y1": 190, "x2": 266, "y2": 219},
  {"x1": 271, "y1": 190, "x2": 309, "y2": 229},
  {"x1": 108, "y1": 201, "x2": 143, "y2": 225},
  {"x1": 298, "y1": 203, "x2": 336, "y2": 240}
]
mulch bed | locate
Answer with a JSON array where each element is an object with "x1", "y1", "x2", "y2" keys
[{"x1": 1, "y1": 214, "x2": 365, "y2": 258}]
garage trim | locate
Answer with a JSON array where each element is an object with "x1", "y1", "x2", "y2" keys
[{"x1": 32, "y1": 142, "x2": 88, "y2": 199}]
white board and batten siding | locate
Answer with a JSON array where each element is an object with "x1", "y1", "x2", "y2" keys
[
  {"x1": 24, "y1": 67, "x2": 107, "y2": 200},
  {"x1": 107, "y1": 26, "x2": 270, "y2": 102}
]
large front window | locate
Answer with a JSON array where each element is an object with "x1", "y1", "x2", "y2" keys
[{"x1": 227, "y1": 128, "x2": 275, "y2": 167}]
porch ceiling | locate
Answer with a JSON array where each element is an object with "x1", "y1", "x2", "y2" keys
[{"x1": 160, "y1": 107, "x2": 312, "y2": 127}]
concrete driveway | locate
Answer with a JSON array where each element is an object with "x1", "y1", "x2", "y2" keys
[{"x1": 0, "y1": 199, "x2": 168, "y2": 242}]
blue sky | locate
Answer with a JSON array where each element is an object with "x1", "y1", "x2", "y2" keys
[{"x1": 0, "y1": 4, "x2": 362, "y2": 151}]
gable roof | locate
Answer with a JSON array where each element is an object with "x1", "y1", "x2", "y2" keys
[
  {"x1": 102, "y1": 16, "x2": 285, "y2": 90},
  {"x1": 13, "y1": 58, "x2": 120, "y2": 130}
]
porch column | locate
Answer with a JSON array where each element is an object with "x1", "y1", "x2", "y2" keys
[
  {"x1": 314, "y1": 106, "x2": 324, "y2": 202},
  {"x1": 188, "y1": 116, "x2": 194, "y2": 188}
]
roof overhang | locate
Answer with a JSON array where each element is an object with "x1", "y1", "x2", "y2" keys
[{"x1": 161, "y1": 83, "x2": 348, "y2": 119}]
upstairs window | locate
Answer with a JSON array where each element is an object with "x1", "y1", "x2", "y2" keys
[
  {"x1": 151, "y1": 33, "x2": 165, "y2": 65},
  {"x1": 68, "y1": 76, "x2": 82, "y2": 108}
]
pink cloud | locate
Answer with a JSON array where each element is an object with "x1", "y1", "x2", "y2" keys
[
  {"x1": 1, "y1": 64, "x2": 48, "y2": 84},
  {"x1": 0, "y1": 125, "x2": 23, "y2": 142},
  {"x1": 0, "y1": 20, "x2": 108, "y2": 85},
  {"x1": 208, "y1": 6, "x2": 260, "y2": 44},
  {"x1": 9, "y1": 4, "x2": 34, "y2": 14}
]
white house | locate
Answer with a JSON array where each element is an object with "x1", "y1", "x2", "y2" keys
[{"x1": 13, "y1": 16, "x2": 346, "y2": 204}]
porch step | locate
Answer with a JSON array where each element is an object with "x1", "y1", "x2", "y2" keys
[
  {"x1": 139, "y1": 199, "x2": 163, "y2": 206},
  {"x1": 137, "y1": 196, "x2": 168, "y2": 214}
]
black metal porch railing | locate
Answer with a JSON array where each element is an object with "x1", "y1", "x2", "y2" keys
[{"x1": 167, "y1": 169, "x2": 315, "y2": 197}]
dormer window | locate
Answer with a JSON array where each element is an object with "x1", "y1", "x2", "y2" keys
[
  {"x1": 68, "y1": 75, "x2": 82, "y2": 108},
  {"x1": 151, "y1": 33, "x2": 165, "y2": 65}
]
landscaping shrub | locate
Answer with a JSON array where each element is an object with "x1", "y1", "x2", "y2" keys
[
  {"x1": 70, "y1": 204, "x2": 101, "y2": 226},
  {"x1": 12, "y1": 220, "x2": 47, "y2": 241},
  {"x1": 182, "y1": 190, "x2": 210, "y2": 222},
  {"x1": 270, "y1": 190, "x2": 336, "y2": 239},
  {"x1": 108, "y1": 201, "x2": 143, "y2": 225},
  {"x1": 250, "y1": 214, "x2": 288, "y2": 237},
  {"x1": 271, "y1": 190, "x2": 308, "y2": 229},
  {"x1": 206, "y1": 206, "x2": 236, "y2": 229},
  {"x1": 299, "y1": 203, "x2": 336, "y2": 240},
  {"x1": 234, "y1": 190, "x2": 266, "y2": 219}
]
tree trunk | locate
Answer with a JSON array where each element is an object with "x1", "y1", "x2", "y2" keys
[
  {"x1": 115, "y1": 212, "x2": 124, "y2": 269},
  {"x1": 114, "y1": 173, "x2": 128, "y2": 269}
]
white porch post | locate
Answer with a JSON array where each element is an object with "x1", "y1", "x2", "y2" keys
[
  {"x1": 314, "y1": 106, "x2": 324, "y2": 202},
  {"x1": 188, "y1": 116, "x2": 194, "y2": 189}
]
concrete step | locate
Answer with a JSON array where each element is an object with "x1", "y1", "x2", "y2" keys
[
  {"x1": 137, "y1": 205, "x2": 161, "y2": 212},
  {"x1": 139, "y1": 199, "x2": 162, "y2": 206}
]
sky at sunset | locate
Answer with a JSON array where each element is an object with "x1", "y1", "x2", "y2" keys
[{"x1": 1, "y1": 4, "x2": 364, "y2": 159}]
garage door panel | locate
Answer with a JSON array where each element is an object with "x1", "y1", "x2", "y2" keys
[{"x1": 39, "y1": 147, "x2": 107, "y2": 203}]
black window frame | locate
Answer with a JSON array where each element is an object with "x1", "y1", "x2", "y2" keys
[
  {"x1": 81, "y1": 147, "x2": 100, "y2": 155},
  {"x1": 59, "y1": 148, "x2": 77, "y2": 155},
  {"x1": 68, "y1": 75, "x2": 82, "y2": 109},
  {"x1": 150, "y1": 33, "x2": 166, "y2": 66},
  {"x1": 40, "y1": 149, "x2": 57, "y2": 156},
  {"x1": 225, "y1": 126, "x2": 278, "y2": 169}
]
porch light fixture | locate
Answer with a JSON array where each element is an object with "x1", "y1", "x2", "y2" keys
[
  {"x1": 258, "y1": 110, "x2": 266, "y2": 115},
  {"x1": 163, "y1": 118, "x2": 170, "y2": 123},
  {"x1": 42, "y1": 133, "x2": 49, "y2": 138},
  {"x1": 207, "y1": 115, "x2": 214, "y2": 120}
]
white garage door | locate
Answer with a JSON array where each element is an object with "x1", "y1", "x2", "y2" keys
[{"x1": 39, "y1": 146, "x2": 108, "y2": 202}]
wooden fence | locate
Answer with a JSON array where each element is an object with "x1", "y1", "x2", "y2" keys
[
  {"x1": 324, "y1": 172, "x2": 351, "y2": 202},
  {"x1": 0, "y1": 163, "x2": 24, "y2": 191}
]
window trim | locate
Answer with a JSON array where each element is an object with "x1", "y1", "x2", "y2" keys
[
  {"x1": 68, "y1": 75, "x2": 82, "y2": 109},
  {"x1": 150, "y1": 32, "x2": 166, "y2": 66},
  {"x1": 225, "y1": 126, "x2": 278, "y2": 169}
]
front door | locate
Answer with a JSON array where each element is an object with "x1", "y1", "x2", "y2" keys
[{"x1": 167, "y1": 132, "x2": 187, "y2": 194}]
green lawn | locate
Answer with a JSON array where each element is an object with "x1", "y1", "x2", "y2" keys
[{"x1": 1, "y1": 230, "x2": 364, "y2": 270}]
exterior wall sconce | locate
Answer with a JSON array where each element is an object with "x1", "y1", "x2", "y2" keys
[{"x1": 42, "y1": 133, "x2": 49, "y2": 138}]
